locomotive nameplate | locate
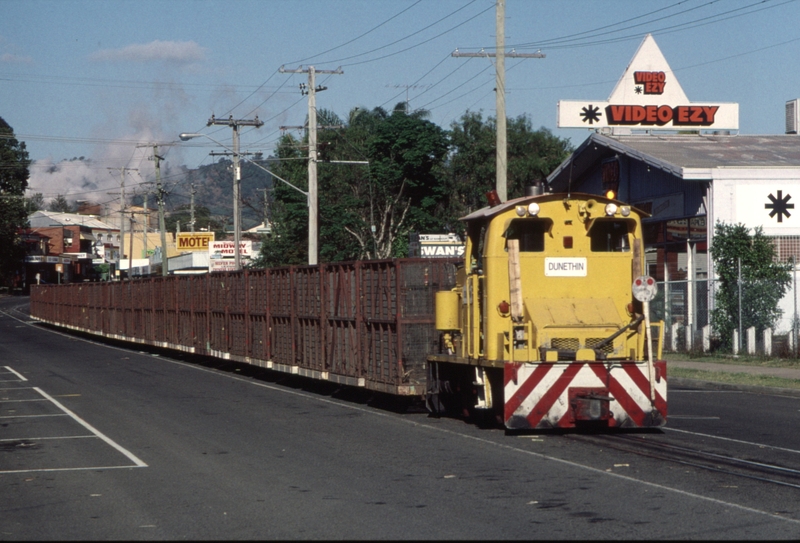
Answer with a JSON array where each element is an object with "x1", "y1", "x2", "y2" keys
[{"x1": 544, "y1": 257, "x2": 587, "y2": 277}]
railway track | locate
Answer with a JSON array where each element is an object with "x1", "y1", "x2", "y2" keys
[{"x1": 566, "y1": 431, "x2": 800, "y2": 490}]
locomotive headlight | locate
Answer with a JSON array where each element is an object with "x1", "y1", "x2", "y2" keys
[
  {"x1": 604, "y1": 203, "x2": 618, "y2": 216},
  {"x1": 527, "y1": 202, "x2": 540, "y2": 216},
  {"x1": 515, "y1": 205, "x2": 526, "y2": 217},
  {"x1": 620, "y1": 205, "x2": 631, "y2": 217}
]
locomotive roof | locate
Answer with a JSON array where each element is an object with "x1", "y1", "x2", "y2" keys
[{"x1": 459, "y1": 192, "x2": 647, "y2": 222}]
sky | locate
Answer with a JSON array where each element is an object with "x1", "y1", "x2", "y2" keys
[{"x1": 3, "y1": 0, "x2": 800, "y2": 209}]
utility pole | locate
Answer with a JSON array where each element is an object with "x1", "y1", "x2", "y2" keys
[
  {"x1": 143, "y1": 191, "x2": 149, "y2": 260},
  {"x1": 260, "y1": 188, "x2": 269, "y2": 227},
  {"x1": 107, "y1": 167, "x2": 137, "y2": 265},
  {"x1": 207, "y1": 115, "x2": 263, "y2": 271},
  {"x1": 154, "y1": 149, "x2": 168, "y2": 276},
  {"x1": 190, "y1": 183, "x2": 196, "y2": 233},
  {"x1": 139, "y1": 145, "x2": 169, "y2": 277},
  {"x1": 452, "y1": 1, "x2": 544, "y2": 202},
  {"x1": 279, "y1": 64, "x2": 343, "y2": 265},
  {"x1": 129, "y1": 212, "x2": 135, "y2": 278}
]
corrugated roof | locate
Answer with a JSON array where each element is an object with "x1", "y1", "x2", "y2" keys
[
  {"x1": 603, "y1": 133, "x2": 800, "y2": 169},
  {"x1": 28, "y1": 211, "x2": 117, "y2": 230},
  {"x1": 548, "y1": 133, "x2": 800, "y2": 191}
]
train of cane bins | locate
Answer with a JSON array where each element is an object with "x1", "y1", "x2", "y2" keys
[{"x1": 30, "y1": 187, "x2": 667, "y2": 430}]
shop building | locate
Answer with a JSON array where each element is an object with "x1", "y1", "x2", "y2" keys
[
  {"x1": 26, "y1": 211, "x2": 119, "y2": 286},
  {"x1": 547, "y1": 34, "x2": 800, "y2": 340}
]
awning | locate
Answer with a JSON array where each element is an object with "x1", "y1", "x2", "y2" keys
[{"x1": 79, "y1": 232, "x2": 96, "y2": 241}]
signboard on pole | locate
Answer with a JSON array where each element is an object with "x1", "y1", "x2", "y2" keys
[
  {"x1": 177, "y1": 232, "x2": 215, "y2": 252},
  {"x1": 557, "y1": 34, "x2": 739, "y2": 131},
  {"x1": 209, "y1": 240, "x2": 255, "y2": 258},
  {"x1": 413, "y1": 233, "x2": 465, "y2": 258}
]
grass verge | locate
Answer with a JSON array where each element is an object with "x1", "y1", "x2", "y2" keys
[
  {"x1": 664, "y1": 351, "x2": 800, "y2": 369},
  {"x1": 670, "y1": 366, "x2": 800, "y2": 390}
]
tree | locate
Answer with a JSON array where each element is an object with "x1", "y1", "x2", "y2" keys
[
  {"x1": 254, "y1": 106, "x2": 450, "y2": 266},
  {"x1": 48, "y1": 194, "x2": 72, "y2": 213},
  {"x1": 710, "y1": 222, "x2": 792, "y2": 351},
  {"x1": 444, "y1": 111, "x2": 572, "y2": 226},
  {"x1": 25, "y1": 192, "x2": 44, "y2": 213},
  {"x1": 0, "y1": 116, "x2": 30, "y2": 288},
  {"x1": 357, "y1": 106, "x2": 449, "y2": 258}
]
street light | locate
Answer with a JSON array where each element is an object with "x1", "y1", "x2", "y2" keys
[{"x1": 178, "y1": 132, "x2": 310, "y2": 267}]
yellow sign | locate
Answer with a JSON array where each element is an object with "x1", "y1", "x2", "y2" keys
[{"x1": 176, "y1": 232, "x2": 215, "y2": 252}]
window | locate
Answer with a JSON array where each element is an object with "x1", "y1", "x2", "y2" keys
[
  {"x1": 504, "y1": 219, "x2": 551, "y2": 252},
  {"x1": 770, "y1": 236, "x2": 800, "y2": 263},
  {"x1": 590, "y1": 219, "x2": 632, "y2": 252}
]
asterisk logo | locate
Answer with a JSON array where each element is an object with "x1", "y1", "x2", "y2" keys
[
  {"x1": 765, "y1": 190, "x2": 794, "y2": 223},
  {"x1": 580, "y1": 105, "x2": 602, "y2": 125},
  {"x1": 634, "y1": 86, "x2": 643, "y2": 94}
]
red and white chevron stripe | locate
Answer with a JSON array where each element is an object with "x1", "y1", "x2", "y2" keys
[{"x1": 503, "y1": 361, "x2": 667, "y2": 429}]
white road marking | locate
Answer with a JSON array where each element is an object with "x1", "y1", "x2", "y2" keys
[
  {"x1": 31, "y1": 387, "x2": 148, "y2": 468},
  {"x1": 668, "y1": 415, "x2": 721, "y2": 420},
  {"x1": 4, "y1": 367, "x2": 28, "y2": 381},
  {"x1": 0, "y1": 435, "x2": 95, "y2": 442}
]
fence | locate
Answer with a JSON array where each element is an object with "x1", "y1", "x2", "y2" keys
[{"x1": 654, "y1": 277, "x2": 800, "y2": 357}]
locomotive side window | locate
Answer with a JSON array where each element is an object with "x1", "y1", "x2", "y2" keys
[
  {"x1": 589, "y1": 219, "x2": 632, "y2": 252},
  {"x1": 504, "y1": 219, "x2": 552, "y2": 252}
]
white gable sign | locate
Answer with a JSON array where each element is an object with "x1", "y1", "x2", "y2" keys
[{"x1": 558, "y1": 34, "x2": 738, "y2": 130}]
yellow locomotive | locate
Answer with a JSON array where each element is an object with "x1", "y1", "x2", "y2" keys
[{"x1": 427, "y1": 190, "x2": 667, "y2": 429}]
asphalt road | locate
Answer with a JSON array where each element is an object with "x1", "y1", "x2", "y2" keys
[{"x1": 2, "y1": 295, "x2": 800, "y2": 540}]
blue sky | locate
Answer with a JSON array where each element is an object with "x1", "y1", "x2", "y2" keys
[{"x1": 3, "y1": 0, "x2": 800, "y2": 203}]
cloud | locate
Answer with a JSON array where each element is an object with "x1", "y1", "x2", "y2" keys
[
  {"x1": 0, "y1": 52, "x2": 33, "y2": 64},
  {"x1": 90, "y1": 40, "x2": 207, "y2": 64}
]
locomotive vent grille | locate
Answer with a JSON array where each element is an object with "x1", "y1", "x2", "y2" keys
[
  {"x1": 586, "y1": 337, "x2": 615, "y2": 354},
  {"x1": 551, "y1": 338, "x2": 579, "y2": 351},
  {"x1": 550, "y1": 337, "x2": 614, "y2": 354}
]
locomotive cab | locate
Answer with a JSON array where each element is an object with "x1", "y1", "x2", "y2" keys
[{"x1": 427, "y1": 192, "x2": 667, "y2": 430}]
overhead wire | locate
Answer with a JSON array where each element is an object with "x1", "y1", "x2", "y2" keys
[
  {"x1": 510, "y1": 0, "x2": 793, "y2": 51},
  {"x1": 282, "y1": 0, "x2": 426, "y2": 66},
  {"x1": 295, "y1": 0, "x2": 484, "y2": 68}
]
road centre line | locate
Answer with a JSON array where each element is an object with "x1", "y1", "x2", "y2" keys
[
  {"x1": 0, "y1": 414, "x2": 68, "y2": 419},
  {"x1": 1, "y1": 465, "x2": 147, "y2": 475},
  {"x1": 0, "y1": 435, "x2": 95, "y2": 442},
  {"x1": 670, "y1": 390, "x2": 742, "y2": 393},
  {"x1": 668, "y1": 416, "x2": 721, "y2": 419}
]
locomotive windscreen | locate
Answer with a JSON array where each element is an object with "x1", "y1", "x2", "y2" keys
[
  {"x1": 588, "y1": 219, "x2": 634, "y2": 252},
  {"x1": 504, "y1": 218, "x2": 552, "y2": 252}
]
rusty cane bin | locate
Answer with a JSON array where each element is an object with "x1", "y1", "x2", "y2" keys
[{"x1": 30, "y1": 258, "x2": 459, "y2": 396}]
